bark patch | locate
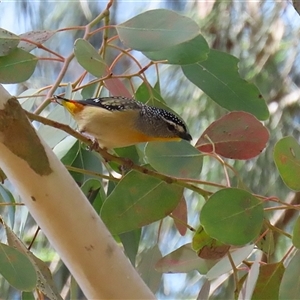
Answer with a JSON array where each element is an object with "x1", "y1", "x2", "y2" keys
[{"x1": 0, "y1": 97, "x2": 52, "y2": 175}]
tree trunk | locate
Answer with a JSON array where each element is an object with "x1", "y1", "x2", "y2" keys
[{"x1": 0, "y1": 85, "x2": 155, "y2": 300}]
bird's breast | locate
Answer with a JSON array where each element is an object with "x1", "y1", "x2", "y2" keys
[{"x1": 74, "y1": 107, "x2": 147, "y2": 148}]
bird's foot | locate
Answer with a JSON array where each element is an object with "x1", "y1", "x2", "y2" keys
[{"x1": 87, "y1": 138, "x2": 100, "y2": 151}]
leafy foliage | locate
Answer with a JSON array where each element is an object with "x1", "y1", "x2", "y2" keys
[{"x1": 0, "y1": 2, "x2": 298, "y2": 299}]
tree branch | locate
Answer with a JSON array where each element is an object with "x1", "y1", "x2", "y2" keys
[{"x1": 26, "y1": 110, "x2": 211, "y2": 198}]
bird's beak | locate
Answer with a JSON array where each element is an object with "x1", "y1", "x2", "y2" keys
[{"x1": 180, "y1": 132, "x2": 192, "y2": 142}]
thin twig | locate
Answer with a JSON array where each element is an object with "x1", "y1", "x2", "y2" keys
[
  {"x1": 66, "y1": 165, "x2": 119, "y2": 182},
  {"x1": 28, "y1": 226, "x2": 40, "y2": 250},
  {"x1": 280, "y1": 245, "x2": 295, "y2": 264},
  {"x1": 227, "y1": 250, "x2": 239, "y2": 299},
  {"x1": 204, "y1": 134, "x2": 231, "y2": 187},
  {"x1": 20, "y1": 37, "x2": 65, "y2": 61}
]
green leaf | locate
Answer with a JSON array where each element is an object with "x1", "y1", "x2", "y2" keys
[
  {"x1": 135, "y1": 82, "x2": 183, "y2": 119},
  {"x1": 155, "y1": 243, "x2": 215, "y2": 274},
  {"x1": 18, "y1": 89, "x2": 41, "y2": 111},
  {"x1": 201, "y1": 188, "x2": 264, "y2": 246},
  {"x1": 119, "y1": 229, "x2": 141, "y2": 266},
  {"x1": 0, "y1": 184, "x2": 16, "y2": 227},
  {"x1": 3, "y1": 219, "x2": 62, "y2": 299},
  {"x1": 135, "y1": 81, "x2": 166, "y2": 106},
  {"x1": 81, "y1": 178, "x2": 104, "y2": 212},
  {"x1": 0, "y1": 48, "x2": 38, "y2": 83},
  {"x1": 145, "y1": 141, "x2": 203, "y2": 177},
  {"x1": 239, "y1": 257, "x2": 260, "y2": 300},
  {"x1": 279, "y1": 250, "x2": 300, "y2": 300},
  {"x1": 182, "y1": 49, "x2": 269, "y2": 121},
  {"x1": 0, "y1": 243, "x2": 37, "y2": 291},
  {"x1": 53, "y1": 136, "x2": 78, "y2": 163},
  {"x1": 22, "y1": 292, "x2": 35, "y2": 300},
  {"x1": 197, "y1": 280, "x2": 210, "y2": 300},
  {"x1": 196, "y1": 111, "x2": 269, "y2": 159},
  {"x1": 192, "y1": 225, "x2": 229, "y2": 260},
  {"x1": 18, "y1": 30, "x2": 55, "y2": 52},
  {"x1": 30, "y1": 256, "x2": 63, "y2": 300},
  {"x1": 154, "y1": 80, "x2": 161, "y2": 94},
  {"x1": 0, "y1": 28, "x2": 20, "y2": 56},
  {"x1": 58, "y1": 138, "x2": 79, "y2": 165},
  {"x1": 274, "y1": 136, "x2": 300, "y2": 191},
  {"x1": 113, "y1": 145, "x2": 140, "y2": 165},
  {"x1": 256, "y1": 228, "x2": 275, "y2": 255},
  {"x1": 207, "y1": 244, "x2": 254, "y2": 280},
  {"x1": 143, "y1": 34, "x2": 209, "y2": 65},
  {"x1": 38, "y1": 104, "x2": 77, "y2": 148},
  {"x1": 137, "y1": 246, "x2": 162, "y2": 294},
  {"x1": 100, "y1": 170, "x2": 182, "y2": 234},
  {"x1": 74, "y1": 38, "x2": 106, "y2": 77},
  {"x1": 81, "y1": 80, "x2": 99, "y2": 99},
  {"x1": 172, "y1": 197, "x2": 188, "y2": 235},
  {"x1": 70, "y1": 147, "x2": 103, "y2": 184},
  {"x1": 252, "y1": 262, "x2": 285, "y2": 300},
  {"x1": 116, "y1": 9, "x2": 200, "y2": 51},
  {"x1": 293, "y1": 216, "x2": 300, "y2": 249},
  {"x1": 104, "y1": 77, "x2": 132, "y2": 97}
]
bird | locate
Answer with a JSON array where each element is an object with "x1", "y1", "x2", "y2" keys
[{"x1": 54, "y1": 95, "x2": 192, "y2": 149}]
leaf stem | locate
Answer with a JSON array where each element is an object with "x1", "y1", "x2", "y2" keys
[
  {"x1": 264, "y1": 219, "x2": 292, "y2": 239},
  {"x1": 169, "y1": 213, "x2": 196, "y2": 231}
]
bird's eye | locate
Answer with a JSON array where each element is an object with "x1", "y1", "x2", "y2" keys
[{"x1": 167, "y1": 123, "x2": 175, "y2": 131}]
